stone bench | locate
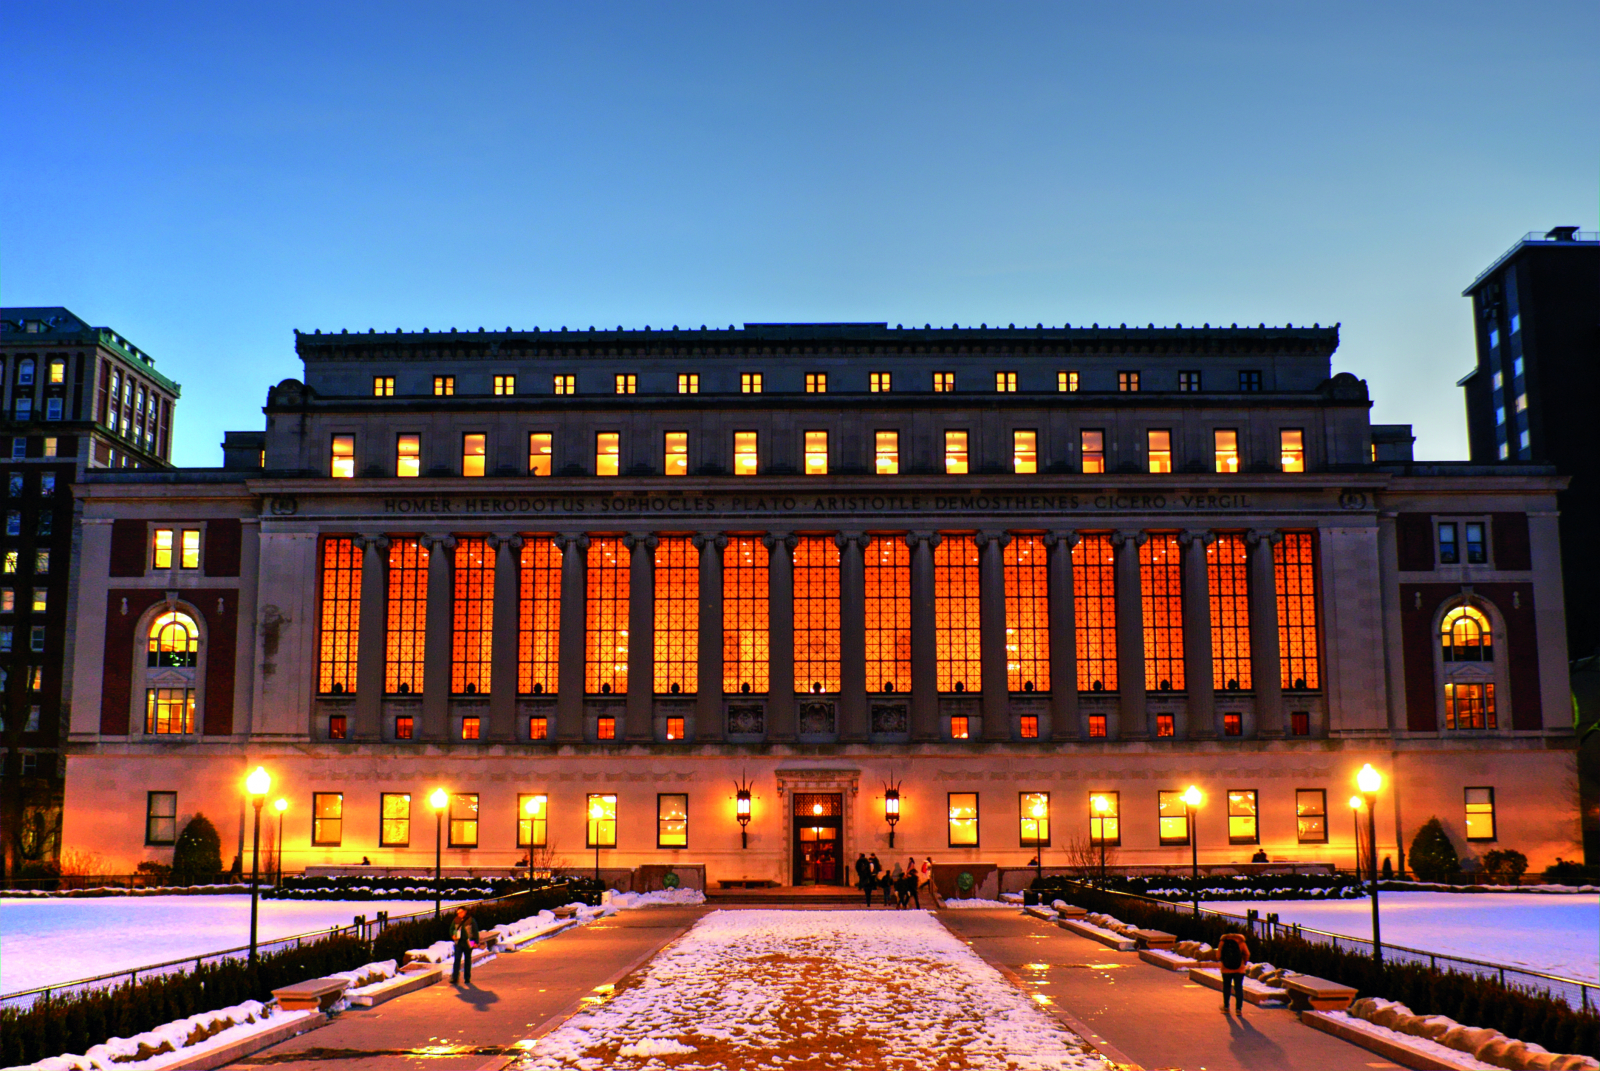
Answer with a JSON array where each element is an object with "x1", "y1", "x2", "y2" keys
[
  {"x1": 1024, "y1": 904, "x2": 1058, "y2": 921},
  {"x1": 347, "y1": 966, "x2": 441, "y2": 1008},
  {"x1": 1189, "y1": 968, "x2": 1288, "y2": 1007},
  {"x1": 1282, "y1": 974, "x2": 1358, "y2": 1012},
  {"x1": 1138, "y1": 948, "x2": 1198, "y2": 971},
  {"x1": 270, "y1": 977, "x2": 349, "y2": 1013},
  {"x1": 1059, "y1": 917, "x2": 1136, "y2": 951},
  {"x1": 1130, "y1": 928, "x2": 1176, "y2": 949},
  {"x1": 1050, "y1": 901, "x2": 1087, "y2": 918},
  {"x1": 717, "y1": 879, "x2": 779, "y2": 888}
]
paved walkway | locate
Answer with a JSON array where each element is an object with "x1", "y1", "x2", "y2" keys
[
  {"x1": 228, "y1": 906, "x2": 705, "y2": 1071},
  {"x1": 939, "y1": 908, "x2": 1392, "y2": 1071}
]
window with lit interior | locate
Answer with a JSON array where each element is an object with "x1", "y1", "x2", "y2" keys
[
  {"x1": 1275, "y1": 532, "x2": 1320, "y2": 689},
  {"x1": 318, "y1": 537, "x2": 361, "y2": 695},
  {"x1": 864, "y1": 537, "x2": 911, "y2": 693},
  {"x1": 723, "y1": 537, "x2": 769, "y2": 694},
  {"x1": 793, "y1": 536, "x2": 840, "y2": 694},
  {"x1": 585, "y1": 537, "x2": 629, "y2": 695},
  {"x1": 385, "y1": 538, "x2": 427, "y2": 694},
  {"x1": 1140, "y1": 533, "x2": 1184, "y2": 691},
  {"x1": 518, "y1": 538, "x2": 561, "y2": 695},
  {"x1": 1207, "y1": 534, "x2": 1252, "y2": 690},
  {"x1": 451, "y1": 537, "x2": 493, "y2": 695},
  {"x1": 1072, "y1": 534, "x2": 1116, "y2": 691},
  {"x1": 653, "y1": 536, "x2": 698, "y2": 695},
  {"x1": 935, "y1": 536, "x2": 981, "y2": 693},
  {"x1": 1004, "y1": 536, "x2": 1049, "y2": 693}
]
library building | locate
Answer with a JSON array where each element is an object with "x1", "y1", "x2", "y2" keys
[{"x1": 61, "y1": 322, "x2": 1579, "y2": 884}]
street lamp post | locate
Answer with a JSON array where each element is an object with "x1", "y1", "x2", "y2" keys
[
  {"x1": 1348, "y1": 795, "x2": 1364, "y2": 883},
  {"x1": 1028, "y1": 798, "x2": 1048, "y2": 884},
  {"x1": 272, "y1": 798, "x2": 287, "y2": 885},
  {"x1": 1357, "y1": 764, "x2": 1384, "y2": 961},
  {"x1": 589, "y1": 801, "x2": 605, "y2": 883},
  {"x1": 522, "y1": 796, "x2": 542, "y2": 896},
  {"x1": 1090, "y1": 794, "x2": 1111, "y2": 888},
  {"x1": 1181, "y1": 785, "x2": 1203, "y2": 918},
  {"x1": 244, "y1": 766, "x2": 271, "y2": 968},
  {"x1": 429, "y1": 788, "x2": 448, "y2": 918}
]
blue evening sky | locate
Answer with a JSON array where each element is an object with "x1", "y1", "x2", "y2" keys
[{"x1": 4, "y1": 2, "x2": 1595, "y2": 466}]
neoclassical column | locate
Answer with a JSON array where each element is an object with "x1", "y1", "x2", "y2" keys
[
  {"x1": 422, "y1": 534, "x2": 456, "y2": 741},
  {"x1": 1180, "y1": 530, "x2": 1215, "y2": 740},
  {"x1": 625, "y1": 534, "x2": 656, "y2": 741},
  {"x1": 837, "y1": 533, "x2": 868, "y2": 742},
  {"x1": 978, "y1": 531, "x2": 1010, "y2": 741},
  {"x1": 1046, "y1": 531, "x2": 1078, "y2": 741},
  {"x1": 1247, "y1": 529, "x2": 1284, "y2": 738},
  {"x1": 353, "y1": 534, "x2": 388, "y2": 741},
  {"x1": 695, "y1": 534, "x2": 724, "y2": 741},
  {"x1": 1112, "y1": 529, "x2": 1146, "y2": 740},
  {"x1": 908, "y1": 532, "x2": 940, "y2": 741},
  {"x1": 489, "y1": 534, "x2": 522, "y2": 741},
  {"x1": 555, "y1": 533, "x2": 588, "y2": 743},
  {"x1": 766, "y1": 534, "x2": 796, "y2": 741}
]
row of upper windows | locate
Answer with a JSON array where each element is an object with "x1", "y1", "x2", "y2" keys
[
  {"x1": 373, "y1": 368, "x2": 1270, "y2": 398},
  {"x1": 328, "y1": 427, "x2": 1310, "y2": 478},
  {"x1": 0, "y1": 587, "x2": 48, "y2": 614}
]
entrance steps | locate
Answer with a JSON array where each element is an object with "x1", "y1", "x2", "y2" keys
[{"x1": 705, "y1": 885, "x2": 863, "y2": 906}]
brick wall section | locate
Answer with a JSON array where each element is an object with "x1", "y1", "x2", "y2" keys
[
  {"x1": 1396, "y1": 513, "x2": 1434, "y2": 571},
  {"x1": 100, "y1": 589, "x2": 165, "y2": 734},
  {"x1": 203, "y1": 591, "x2": 238, "y2": 735},
  {"x1": 109, "y1": 520, "x2": 146, "y2": 577},
  {"x1": 99, "y1": 589, "x2": 239, "y2": 735},
  {"x1": 1401, "y1": 582, "x2": 1541, "y2": 732},
  {"x1": 1491, "y1": 512, "x2": 1531, "y2": 570},
  {"x1": 205, "y1": 520, "x2": 242, "y2": 577}
]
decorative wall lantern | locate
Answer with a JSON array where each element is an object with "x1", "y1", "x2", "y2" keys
[
  {"x1": 734, "y1": 774, "x2": 753, "y2": 848},
  {"x1": 883, "y1": 780, "x2": 902, "y2": 847}
]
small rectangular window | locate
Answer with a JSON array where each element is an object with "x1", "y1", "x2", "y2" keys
[
  {"x1": 615, "y1": 374, "x2": 637, "y2": 394},
  {"x1": 1058, "y1": 370, "x2": 1079, "y2": 392},
  {"x1": 933, "y1": 372, "x2": 955, "y2": 392},
  {"x1": 875, "y1": 431, "x2": 899, "y2": 475},
  {"x1": 1223, "y1": 712, "x2": 1242, "y2": 736},
  {"x1": 395, "y1": 714, "x2": 414, "y2": 739},
  {"x1": 948, "y1": 792, "x2": 978, "y2": 847},
  {"x1": 145, "y1": 689, "x2": 194, "y2": 733},
  {"x1": 1081, "y1": 430, "x2": 1105, "y2": 474},
  {"x1": 180, "y1": 530, "x2": 200, "y2": 570},
  {"x1": 528, "y1": 433, "x2": 552, "y2": 476},
  {"x1": 45, "y1": 399, "x2": 62, "y2": 421},
  {"x1": 331, "y1": 434, "x2": 355, "y2": 478},
  {"x1": 146, "y1": 791, "x2": 177, "y2": 845},
  {"x1": 462, "y1": 433, "x2": 487, "y2": 477},
  {"x1": 586, "y1": 793, "x2": 618, "y2": 848},
  {"x1": 433, "y1": 375, "x2": 455, "y2": 396},
  {"x1": 449, "y1": 793, "x2": 479, "y2": 847},
  {"x1": 1465, "y1": 787, "x2": 1496, "y2": 841},
  {"x1": 1089, "y1": 791, "x2": 1120, "y2": 845},
  {"x1": 1280, "y1": 429, "x2": 1305, "y2": 472},
  {"x1": 553, "y1": 375, "x2": 576, "y2": 395},
  {"x1": 1228, "y1": 789, "x2": 1259, "y2": 844},
  {"x1": 1, "y1": 626, "x2": 14, "y2": 651},
  {"x1": 328, "y1": 713, "x2": 347, "y2": 738},
  {"x1": 597, "y1": 715, "x2": 616, "y2": 739},
  {"x1": 153, "y1": 529, "x2": 174, "y2": 569},
  {"x1": 657, "y1": 793, "x2": 688, "y2": 848},
  {"x1": 1013, "y1": 430, "x2": 1037, "y2": 474},
  {"x1": 396, "y1": 434, "x2": 421, "y2": 477},
  {"x1": 1178, "y1": 370, "x2": 1201, "y2": 391},
  {"x1": 461, "y1": 716, "x2": 480, "y2": 740},
  {"x1": 1147, "y1": 429, "x2": 1172, "y2": 473},
  {"x1": 1295, "y1": 789, "x2": 1327, "y2": 843},
  {"x1": 48, "y1": 358, "x2": 65, "y2": 385},
  {"x1": 528, "y1": 715, "x2": 548, "y2": 740},
  {"x1": 1214, "y1": 429, "x2": 1240, "y2": 473},
  {"x1": 741, "y1": 373, "x2": 763, "y2": 394},
  {"x1": 945, "y1": 431, "x2": 968, "y2": 474},
  {"x1": 678, "y1": 373, "x2": 699, "y2": 394},
  {"x1": 0, "y1": 589, "x2": 12, "y2": 612},
  {"x1": 734, "y1": 431, "x2": 759, "y2": 476},
  {"x1": 30, "y1": 625, "x2": 45, "y2": 651},
  {"x1": 3, "y1": 551, "x2": 16, "y2": 574},
  {"x1": 1290, "y1": 710, "x2": 1310, "y2": 736},
  {"x1": 1020, "y1": 715, "x2": 1039, "y2": 738},
  {"x1": 1239, "y1": 370, "x2": 1263, "y2": 391},
  {"x1": 494, "y1": 374, "x2": 516, "y2": 396},
  {"x1": 40, "y1": 474, "x2": 54, "y2": 497},
  {"x1": 1118, "y1": 371, "x2": 1140, "y2": 392},
  {"x1": 1158, "y1": 789, "x2": 1190, "y2": 844},
  {"x1": 30, "y1": 589, "x2": 45, "y2": 614},
  {"x1": 381, "y1": 793, "x2": 411, "y2": 846},
  {"x1": 995, "y1": 371, "x2": 1017, "y2": 392},
  {"x1": 312, "y1": 792, "x2": 344, "y2": 846},
  {"x1": 518, "y1": 793, "x2": 548, "y2": 847},
  {"x1": 664, "y1": 432, "x2": 689, "y2": 476},
  {"x1": 595, "y1": 433, "x2": 620, "y2": 477},
  {"x1": 1156, "y1": 713, "x2": 1175, "y2": 736},
  {"x1": 1020, "y1": 791, "x2": 1051, "y2": 848},
  {"x1": 870, "y1": 372, "x2": 891, "y2": 393},
  {"x1": 950, "y1": 715, "x2": 969, "y2": 739},
  {"x1": 1465, "y1": 522, "x2": 1486, "y2": 564},
  {"x1": 373, "y1": 376, "x2": 394, "y2": 397},
  {"x1": 1087, "y1": 714, "x2": 1106, "y2": 737},
  {"x1": 806, "y1": 373, "x2": 827, "y2": 393},
  {"x1": 666, "y1": 716, "x2": 686, "y2": 741},
  {"x1": 1438, "y1": 522, "x2": 1459, "y2": 564}
]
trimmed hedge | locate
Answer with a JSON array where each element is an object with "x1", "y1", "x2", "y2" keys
[
  {"x1": 1032, "y1": 880, "x2": 1599, "y2": 1058},
  {"x1": 266, "y1": 874, "x2": 546, "y2": 900},
  {"x1": 0, "y1": 883, "x2": 596, "y2": 1067},
  {"x1": 1106, "y1": 873, "x2": 1366, "y2": 900}
]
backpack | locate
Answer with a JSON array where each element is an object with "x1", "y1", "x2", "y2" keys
[{"x1": 1219, "y1": 936, "x2": 1245, "y2": 970}]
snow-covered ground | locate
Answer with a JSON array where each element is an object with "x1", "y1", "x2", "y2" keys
[
  {"x1": 1202, "y1": 891, "x2": 1599, "y2": 983},
  {"x1": 523, "y1": 909, "x2": 1109, "y2": 1070},
  {"x1": 0, "y1": 895, "x2": 463, "y2": 995}
]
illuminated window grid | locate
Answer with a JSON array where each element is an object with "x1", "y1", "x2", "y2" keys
[
  {"x1": 653, "y1": 537, "x2": 698, "y2": 695},
  {"x1": 875, "y1": 431, "x2": 899, "y2": 475},
  {"x1": 1465, "y1": 787, "x2": 1495, "y2": 841},
  {"x1": 678, "y1": 373, "x2": 699, "y2": 394},
  {"x1": 517, "y1": 793, "x2": 548, "y2": 847},
  {"x1": 461, "y1": 716, "x2": 480, "y2": 739},
  {"x1": 664, "y1": 432, "x2": 689, "y2": 476},
  {"x1": 380, "y1": 793, "x2": 410, "y2": 846},
  {"x1": 1445, "y1": 682, "x2": 1495, "y2": 730},
  {"x1": 1295, "y1": 789, "x2": 1327, "y2": 844},
  {"x1": 1072, "y1": 534, "x2": 1117, "y2": 692},
  {"x1": 595, "y1": 432, "x2": 620, "y2": 476},
  {"x1": 950, "y1": 716, "x2": 970, "y2": 739},
  {"x1": 1214, "y1": 429, "x2": 1240, "y2": 473},
  {"x1": 1087, "y1": 714, "x2": 1106, "y2": 737},
  {"x1": 449, "y1": 538, "x2": 493, "y2": 694},
  {"x1": 494, "y1": 374, "x2": 516, "y2": 396},
  {"x1": 948, "y1": 792, "x2": 978, "y2": 847},
  {"x1": 995, "y1": 371, "x2": 1016, "y2": 392},
  {"x1": 1118, "y1": 371, "x2": 1140, "y2": 392},
  {"x1": 935, "y1": 536, "x2": 981, "y2": 693},
  {"x1": 1058, "y1": 370, "x2": 1079, "y2": 392},
  {"x1": 1147, "y1": 429, "x2": 1172, "y2": 473},
  {"x1": 373, "y1": 376, "x2": 394, "y2": 397},
  {"x1": 586, "y1": 793, "x2": 618, "y2": 848},
  {"x1": 1089, "y1": 791, "x2": 1120, "y2": 846},
  {"x1": 528, "y1": 433, "x2": 552, "y2": 476},
  {"x1": 1274, "y1": 532, "x2": 1321, "y2": 689},
  {"x1": 153, "y1": 528, "x2": 174, "y2": 569},
  {"x1": 518, "y1": 538, "x2": 561, "y2": 695},
  {"x1": 741, "y1": 372, "x2": 762, "y2": 394},
  {"x1": 722, "y1": 537, "x2": 769, "y2": 694},
  {"x1": 312, "y1": 793, "x2": 343, "y2": 846},
  {"x1": 734, "y1": 431, "x2": 758, "y2": 476},
  {"x1": 945, "y1": 431, "x2": 968, "y2": 474},
  {"x1": 434, "y1": 376, "x2": 454, "y2": 396},
  {"x1": 793, "y1": 536, "x2": 841, "y2": 694},
  {"x1": 1158, "y1": 789, "x2": 1190, "y2": 844},
  {"x1": 1280, "y1": 429, "x2": 1305, "y2": 472},
  {"x1": 585, "y1": 537, "x2": 630, "y2": 695},
  {"x1": 331, "y1": 434, "x2": 354, "y2": 478},
  {"x1": 385, "y1": 537, "x2": 427, "y2": 694},
  {"x1": 317, "y1": 537, "x2": 361, "y2": 694},
  {"x1": 181, "y1": 530, "x2": 200, "y2": 570},
  {"x1": 1020, "y1": 715, "x2": 1039, "y2": 738},
  {"x1": 806, "y1": 373, "x2": 827, "y2": 393},
  {"x1": 665, "y1": 716, "x2": 685, "y2": 740},
  {"x1": 1081, "y1": 429, "x2": 1105, "y2": 474},
  {"x1": 658, "y1": 793, "x2": 688, "y2": 848},
  {"x1": 1228, "y1": 789, "x2": 1258, "y2": 844},
  {"x1": 615, "y1": 373, "x2": 637, "y2": 394},
  {"x1": 449, "y1": 793, "x2": 478, "y2": 848},
  {"x1": 528, "y1": 715, "x2": 548, "y2": 739},
  {"x1": 864, "y1": 537, "x2": 911, "y2": 693},
  {"x1": 1207, "y1": 534, "x2": 1252, "y2": 690},
  {"x1": 870, "y1": 371, "x2": 891, "y2": 393},
  {"x1": 462, "y1": 433, "x2": 486, "y2": 477},
  {"x1": 1003, "y1": 535, "x2": 1049, "y2": 692},
  {"x1": 1140, "y1": 533, "x2": 1184, "y2": 691},
  {"x1": 1012, "y1": 430, "x2": 1037, "y2": 474},
  {"x1": 1019, "y1": 791, "x2": 1051, "y2": 847},
  {"x1": 933, "y1": 371, "x2": 954, "y2": 392},
  {"x1": 554, "y1": 374, "x2": 576, "y2": 395},
  {"x1": 395, "y1": 714, "x2": 414, "y2": 739},
  {"x1": 804, "y1": 431, "x2": 828, "y2": 475},
  {"x1": 598, "y1": 716, "x2": 616, "y2": 739},
  {"x1": 1223, "y1": 712, "x2": 1242, "y2": 736},
  {"x1": 396, "y1": 434, "x2": 420, "y2": 477},
  {"x1": 1155, "y1": 713, "x2": 1174, "y2": 736},
  {"x1": 145, "y1": 688, "x2": 194, "y2": 734}
]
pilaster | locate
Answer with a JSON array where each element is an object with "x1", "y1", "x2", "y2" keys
[
  {"x1": 353, "y1": 534, "x2": 388, "y2": 741},
  {"x1": 489, "y1": 535, "x2": 521, "y2": 741},
  {"x1": 1046, "y1": 531, "x2": 1078, "y2": 740},
  {"x1": 978, "y1": 531, "x2": 1010, "y2": 741},
  {"x1": 1113, "y1": 529, "x2": 1146, "y2": 740},
  {"x1": 1180, "y1": 530, "x2": 1215, "y2": 739},
  {"x1": 766, "y1": 533, "x2": 796, "y2": 740},
  {"x1": 837, "y1": 533, "x2": 868, "y2": 742},
  {"x1": 422, "y1": 534, "x2": 455, "y2": 741},
  {"x1": 626, "y1": 534, "x2": 656, "y2": 740},
  {"x1": 695, "y1": 534, "x2": 724, "y2": 740},
  {"x1": 555, "y1": 534, "x2": 587, "y2": 743},
  {"x1": 1248, "y1": 528, "x2": 1284, "y2": 737},
  {"x1": 908, "y1": 532, "x2": 940, "y2": 741}
]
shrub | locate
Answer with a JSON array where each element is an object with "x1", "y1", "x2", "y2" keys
[
  {"x1": 135, "y1": 860, "x2": 172, "y2": 885},
  {"x1": 1408, "y1": 818, "x2": 1460, "y2": 883},
  {"x1": 170, "y1": 814, "x2": 223, "y2": 886},
  {"x1": 1542, "y1": 858, "x2": 1600, "y2": 885},
  {"x1": 1481, "y1": 849, "x2": 1528, "y2": 885}
]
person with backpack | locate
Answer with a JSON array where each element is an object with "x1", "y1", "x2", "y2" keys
[
  {"x1": 1218, "y1": 931, "x2": 1249, "y2": 1013},
  {"x1": 856, "y1": 853, "x2": 875, "y2": 906},
  {"x1": 450, "y1": 906, "x2": 480, "y2": 985}
]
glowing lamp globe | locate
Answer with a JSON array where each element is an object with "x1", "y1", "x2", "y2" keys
[
  {"x1": 524, "y1": 796, "x2": 542, "y2": 817},
  {"x1": 1356, "y1": 764, "x2": 1383, "y2": 795},
  {"x1": 273, "y1": 797, "x2": 287, "y2": 813},
  {"x1": 1180, "y1": 785, "x2": 1203, "y2": 808},
  {"x1": 429, "y1": 788, "x2": 448, "y2": 810},
  {"x1": 1091, "y1": 794, "x2": 1110, "y2": 815},
  {"x1": 245, "y1": 766, "x2": 271, "y2": 797},
  {"x1": 1348, "y1": 795, "x2": 1364, "y2": 811}
]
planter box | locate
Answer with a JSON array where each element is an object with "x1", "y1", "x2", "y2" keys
[
  {"x1": 1058, "y1": 918, "x2": 1136, "y2": 951},
  {"x1": 347, "y1": 967, "x2": 441, "y2": 1008},
  {"x1": 1189, "y1": 968, "x2": 1288, "y2": 1007},
  {"x1": 1139, "y1": 948, "x2": 1197, "y2": 971},
  {"x1": 1050, "y1": 901, "x2": 1087, "y2": 918},
  {"x1": 1302, "y1": 1011, "x2": 1496, "y2": 1071},
  {"x1": 270, "y1": 978, "x2": 348, "y2": 1013},
  {"x1": 164, "y1": 1012, "x2": 326, "y2": 1071},
  {"x1": 1282, "y1": 975, "x2": 1358, "y2": 1012},
  {"x1": 1130, "y1": 928, "x2": 1176, "y2": 949}
]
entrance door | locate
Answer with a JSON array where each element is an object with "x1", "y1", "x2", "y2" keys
[{"x1": 792, "y1": 793, "x2": 844, "y2": 885}]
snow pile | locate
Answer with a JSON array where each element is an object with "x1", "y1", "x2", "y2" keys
[
  {"x1": 326, "y1": 959, "x2": 398, "y2": 1007},
  {"x1": 524, "y1": 909, "x2": 1111, "y2": 1070},
  {"x1": 487, "y1": 908, "x2": 561, "y2": 942},
  {"x1": 1346, "y1": 997, "x2": 1599, "y2": 1070},
  {"x1": 15, "y1": 1000, "x2": 313, "y2": 1070},
  {"x1": 608, "y1": 887, "x2": 706, "y2": 909},
  {"x1": 938, "y1": 898, "x2": 1013, "y2": 909}
]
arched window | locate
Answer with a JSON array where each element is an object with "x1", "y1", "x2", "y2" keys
[
  {"x1": 1441, "y1": 606, "x2": 1492, "y2": 662},
  {"x1": 17, "y1": 358, "x2": 34, "y2": 385},
  {"x1": 148, "y1": 611, "x2": 199, "y2": 668}
]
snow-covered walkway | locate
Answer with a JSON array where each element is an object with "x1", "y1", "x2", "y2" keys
[{"x1": 522, "y1": 909, "x2": 1109, "y2": 1070}]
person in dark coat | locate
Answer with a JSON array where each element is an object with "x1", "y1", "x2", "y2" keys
[
  {"x1": 855, "y1": 853, "x2": 874, "y2": 906},
  {"x1": 903, "y1": 857, "x2": 921, "y2": 908},
  {"x1": 1218, "y1": 931, "x2": 1249, "y2": 1013},
  {"x1": 450, "y1": 906, "x2": 480, "y2": 985}
]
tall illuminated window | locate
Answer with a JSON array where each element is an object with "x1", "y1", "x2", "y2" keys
[
  {"x1": 1004, "y1": 536, "x2": 1049, "y2": 692},
  {"x1": 1280, "y1": 429, "x2": 1305, "y2": 472},
  {"x1": 461, "y1": 433, "x2": 486, "y2": 477},
  {"x1": 595, "y1": 433, "x2": 620, "y2": 476},
  {"x1": 528, "y1": 433, "x2": 552, "y2": 476},
  {"x1": 1089, "y1": 791, "x2": 1120, "y2": 845},
  {"x1": 517, "y1": 793, "x2": 548, "y2": 847},
  {"x1": 945, "y1": 431, "x2": 968, "y2": 474},
  {"x1": 1207, "y1": 534, "x2": 1252, "y2": 690},
  {"x1": 995, "y1": 371, "x2": 1017, "y2": 392},
  {"x1": 1214, "y1": 429, "x2": 1240, "y2": 473},
  {"x1": 614, "y1": 373, "x2": 637, "y2": 394},
  {"x1": 657, "y1": 794, "x2": 689, "y2": 848},
  {"x1": 948, "y1": 793, "x2": 978, "y2": 847},
  {"x1": 723, "y1": 537, "x2": 769, "y2": 694},
  {"x1": 380, "y1": 793, "x2": 411, "y2": 846},
  {"x1": 793, "y1": 536, "x2": 840, "y2": 694},
  {"x1": 875, "y1": 431, "x2": 899, "y2": 475},
  {"x1": 653, "y1": 536, "x2": 698, "y2": 695},
  {"x1": 318, "y1": 537, "x2": 361, "y2": 694},
  {"x1": 870, "y1": 372, "x2": 891, "y2": 392},
  {"x1": 806, "y1": 372, "x2": 827, "y2": 393},
  {"x1": 585, "y1": 537, "x2": 629, "y2": 695},
  {"x1": 449, "y1": 793, "x2": 478, "y2": 847},
  {"x1": 734, "y1": 431, "x2": 758, "y2": 476},
  {"x1": 741, "y1": 372, "x2": 763, "y2": 394},
  {"x1": 1228, "y1": 790, "x2": 1259, "y2": 844},
  {"x1": 385, "y1": 538, "x2": 427, "y2": 694},
  {"x1": 553, "y1": 374, "x2": 575, "y2": 395},
  {"x1": 518, "y1": 537, "x2": 561, "y2": 695},
  {"x1": 1072, "y1": 534, "x2": 1117, "y2": 692},
  {"x1": 396, "y1": 434, "x2": 420, "y2": 477},
  {"x1": 664, "y1": 432, "x2": 689, "y2": 476},
  {"x1": 331, "y1": 434, "x2": 355, "y2": 478},
  {"x1": 451, "y1": 537, "x2": 493, "y2": 695},
  {"x1": 1081, "y1": 430, "x2": 1105, "y2": 473},
  {"x1": 1446, "y1": 683, "x2": 1496, "y2": 729},
  {"x1": 678, "y1": 373, "x2": 699, "y2": 394},
  {"x1": 1147, "y1": 429, "x2": 1172, "y2": 473},
  {"x1": 1140, "y1": 533, "x2": 1184, "y2": 691},
  {"x1": 864, "y1": 537, "x2": 911, "y2": 693},
  {"x1": 1275, "y1": 532, "x2": 1320, "y2": 689},
  {"x1": 933, "y1": 371, "x2": 955, "y2": 392},
  {"x1": 804, "y1": 431, "x2": 828, "y2": 475},
  {"x1": 1013, "y1": 430, "x2": 1037, "y2": 474},
  {"x1": 935, "y1": 536, "x2": 981, "y2": 693},
  {"x1": 1441, "y1": 605, "x2": 1492, "y2": 661},
  {"x1": 586, "y1": 793, "x2": 617, "y2": 848},
  {"x1": 1158, "y1": 790, "x2": 1190, "y2": 844},
  {"x1": 1019, "y1": 791, "x2": 1051, "y2": 847},
  {"x1": 494, "y1": 374, "x2": 516, "y2": 396}
]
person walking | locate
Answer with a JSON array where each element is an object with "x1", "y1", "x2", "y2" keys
[
  {"x1": 450, "y1": 906, "x2": 479, "y2": 986},
  {"x1": 905, "y1": 857, "x2": 921, "y2": 908},
  {"x1": 889, "y1": 861, "x2": 904, "y2": 908},
  {"x1": 918, "y1": 857, "x2": 938, "y2": 907},
  {"x1": 1218, "y1": 931, "x2": 1249, "y2": 1014},
  {"x1": 856, "y1": 853, "x2": 875, "y2": 907}
]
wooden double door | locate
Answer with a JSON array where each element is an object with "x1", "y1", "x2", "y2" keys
[{"x1": 792, "y1": 792, "x2": 844, "y2": 885}]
